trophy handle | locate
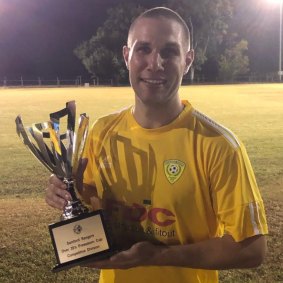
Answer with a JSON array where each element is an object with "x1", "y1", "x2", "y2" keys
[
  {"x1": 15, "y1": 116, "x2": 54, "y2": 173},
  {"x1": 72, "y1": 114, "x2": 89, "y2": 176}
]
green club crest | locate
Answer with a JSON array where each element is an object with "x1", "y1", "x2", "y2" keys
[{"x1": 164, "y1": 160, "x2": 186, "y2": 184}]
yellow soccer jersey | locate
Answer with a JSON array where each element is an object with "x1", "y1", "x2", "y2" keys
[{"x1": 82, "y1": 100, "x2": 268, "y2": 283}]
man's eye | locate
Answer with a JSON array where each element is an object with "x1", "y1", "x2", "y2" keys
[
  {"x1": 161, "y1": 48, "x2": 179, "y2": 58},
  {"x1": 137, "y1": 46, "x2": 151, "y2": 54}
]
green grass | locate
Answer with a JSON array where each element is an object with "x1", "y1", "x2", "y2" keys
[{"x1": 0, "y1": 84, "x2": 282, "y2": 282}]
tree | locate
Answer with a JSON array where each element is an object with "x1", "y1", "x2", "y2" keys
[
  {"x1": 218, "y1": 38, "x2": 249, "y2": 81},
  {"x1": 74, "y1": 0, "x2": 237, "y2": 83},
  {"x1": 164, "y1": 0, "x2": 233, "y2": 81},
  {"x1": 74, "y1": 2, "x2": 144, "y2": 84}
]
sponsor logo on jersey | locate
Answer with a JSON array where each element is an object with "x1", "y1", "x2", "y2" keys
[
  {"x1": 105, "y1": 199, "x2": 177, "y2": 239},
  {"x1": 164, "y1": 159, "x2": 186, "y2": 184},
  {"x1": 105, "y1": 199, "x2": 176, "y2": 227}
]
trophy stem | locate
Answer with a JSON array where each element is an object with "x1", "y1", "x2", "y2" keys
[
  {"x1": 61, "y1": 178, "x2": 89, "y2": 221},
  {"x1": 63, "y1": 178, "x2": 78, "y2": 201}
]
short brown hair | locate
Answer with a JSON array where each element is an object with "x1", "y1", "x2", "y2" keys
[{"x1": 128, "y1": 7, "x2": 190, "y2": 49}]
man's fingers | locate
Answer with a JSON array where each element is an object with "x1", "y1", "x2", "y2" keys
[
  {"x1": 48, "y1": 174, "x2": 66, "y2": 188},
  {"x1": 45, "y1": 185, "x2": 68, "y2": 210},
  {"x1": 45, "y1": 193, "x2": 66, "y2": 210},
  {"x1": 45, "y1": 174, "x2": 72, "y2": 210}
]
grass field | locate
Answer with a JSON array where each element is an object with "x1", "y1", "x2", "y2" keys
[{"x1": 0, "y1": 84, "x2": 282, "y2": 282}]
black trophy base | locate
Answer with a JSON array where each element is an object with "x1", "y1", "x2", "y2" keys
[{"x1": 49, "y1": 210, "x2": 116, "y2": 272}]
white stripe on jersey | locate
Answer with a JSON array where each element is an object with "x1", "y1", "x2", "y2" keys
[
  {"x1": 192, "y1": 109, "x2": 240, "y2": 149},
  {"x1": 249, "y1": 202, "x2": 261, "y2": 235}
]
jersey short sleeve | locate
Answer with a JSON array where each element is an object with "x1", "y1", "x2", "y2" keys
[{"x1": 209, "y1": 142, "x2": 268, "y2": 242}]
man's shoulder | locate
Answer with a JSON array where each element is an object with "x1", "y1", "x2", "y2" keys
[
  {"x1": 191, "y1": 108, "x2": 241, "y2": 150},
  {"x1": 91, "y1": 106, "x2": 131, "y2": 131}
]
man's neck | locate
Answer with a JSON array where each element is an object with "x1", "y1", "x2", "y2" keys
[{"x1": 132, "y1": 98, "x2": 184, "y2": 129}]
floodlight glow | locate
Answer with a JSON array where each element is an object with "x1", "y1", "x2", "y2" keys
[
  {"x1": 266, "y1": 0, "x2": 283, "y2": 4},
  {"x1": 266, "y1": 0, "x2": 283, "y2": 3},
  {"x1": 264, "y1": 0, "x2": 283, "y2": 80}
]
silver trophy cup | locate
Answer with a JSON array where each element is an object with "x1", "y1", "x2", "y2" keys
[{"x1": 15, "y1": 101, "x2": 114, "y2": 272}]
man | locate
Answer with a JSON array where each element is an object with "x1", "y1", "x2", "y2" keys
[{"x1": 46, "y1": 7, "x2": 268, "y2": 283}]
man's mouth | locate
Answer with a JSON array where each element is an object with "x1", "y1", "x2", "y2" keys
[{"x1": 141, "y1": 78, "x2": 166, "y2": 85}]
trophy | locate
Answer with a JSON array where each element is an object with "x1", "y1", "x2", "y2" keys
[{"x1": 15, "y1": 101, "x2": 114, "y2": 272}]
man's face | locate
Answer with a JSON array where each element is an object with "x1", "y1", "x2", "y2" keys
[{"x1": 123, "y1": 17, "x2": 194, "y2": 106}]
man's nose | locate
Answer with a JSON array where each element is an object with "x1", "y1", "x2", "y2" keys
[{"x1": 147, "y1": 52, "x2": 164, "y2": 72}]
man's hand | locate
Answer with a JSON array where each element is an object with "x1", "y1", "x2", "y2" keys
[
  {"x1": 45, "y1": 174, "x2": 71, "y2": 210},
  {"x1": 45, "y1": 158, "x2": 89, "y2": 210},
  {"x1": 84, "y1": 241, "x2": 165, "y2": 269}
]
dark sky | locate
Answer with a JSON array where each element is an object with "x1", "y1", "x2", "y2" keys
[
  {"x1": 0, "y1": 0, "x2": 114, "y2": 79},
  {"x1": 0, "y1": 0, "x2": 281, "y2": 80}
]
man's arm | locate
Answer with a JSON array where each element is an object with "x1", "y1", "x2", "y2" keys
[
  {"x1": 152, "y1": 234, "x2": 267, "y2": 269},
  {"x1": 85, "y1": 234, "x2": 267, "y2": 270}
]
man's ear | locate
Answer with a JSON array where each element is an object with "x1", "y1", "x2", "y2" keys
[
  {"x1": 184, "y1": 49, "x2": 194, "y2": 75},
  {"x1": 123, "y1": 45, "x2": 130, "y2": 69}
]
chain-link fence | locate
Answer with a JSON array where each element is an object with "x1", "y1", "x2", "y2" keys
[
  {"x1": 1, "y1": 72, "x2": 283, "y2": 88},
  {"x1": 0, "y1": 76, "x2": 120, "y2": 87}
]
